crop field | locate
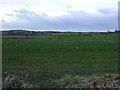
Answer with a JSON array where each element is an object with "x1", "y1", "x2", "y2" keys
[{"x1": 2, "y1": 33, "x2": 118, "y2": 86}]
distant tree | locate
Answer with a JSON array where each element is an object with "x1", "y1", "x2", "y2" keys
[
  {"x1": 114, "y1": 29, "x2": 118, "y2": 33},
  {"x1": 107, "y1": 30, "x2": 112, "y2": 34},
  {"x1": 107, "y1": 30, "x2": 110, "y2": 33}
]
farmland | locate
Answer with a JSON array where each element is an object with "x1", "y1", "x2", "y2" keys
[{"x1": 2, "y1": 31, "x2": 119, "y2": 87}]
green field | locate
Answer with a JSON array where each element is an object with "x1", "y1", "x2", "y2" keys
[{"x1": 2, "y1": 33, "x2": 118, "y2": 86}]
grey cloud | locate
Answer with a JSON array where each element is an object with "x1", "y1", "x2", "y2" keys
[
  {"x1": 58, "y1": 10, "x2": 117, "y2": 30},
  {"x1": 3, "y1": 8, "x2": 117, "y2": 32},
  {"x1": 6, "y1": 14, "x2": 14, "y2": 16},
  {"x1": 64, "y1": 5, "x2": 72, "y2": 9},
  {"x1": 98, "y1": 8, "x2": 117, "y2": 15},
  {"x1": 54, "y1": 1, "x2": 72, "y2": 9}
]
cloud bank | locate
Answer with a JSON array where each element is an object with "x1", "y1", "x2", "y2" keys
[{"x1": 2, "y1": 8, "x2": 117, "y2": 32}]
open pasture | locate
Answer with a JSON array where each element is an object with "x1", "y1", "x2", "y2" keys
[{"x1": 2, "y1": 33, "x2": 118, "y2": 85}]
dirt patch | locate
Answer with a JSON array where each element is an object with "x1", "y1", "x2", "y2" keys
[{"x1": 2, "y1": 73, "x2": 120, "y2": 88}]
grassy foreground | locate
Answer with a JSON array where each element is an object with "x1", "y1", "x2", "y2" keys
[{"x1": 2, "y1": 33, "x2": 118, "y2": 86}]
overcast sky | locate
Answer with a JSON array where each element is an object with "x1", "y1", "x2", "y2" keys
[{"x1": 0, "y1": 0, "x2": 119, "y2": 32}]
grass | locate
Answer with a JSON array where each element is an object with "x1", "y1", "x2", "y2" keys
[{"x1": 2, "y1": 33, "x2": 118, "y2": 86}]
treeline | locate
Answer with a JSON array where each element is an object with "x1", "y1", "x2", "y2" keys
[
  {"x1": 2, "y1": 29, "x2": 120, "y2": 36},
  {"x1": 2, "y1": 30, "x2": 84, "y2": 36}
]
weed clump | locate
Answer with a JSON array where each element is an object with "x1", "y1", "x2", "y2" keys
[
  {"x1": 3, "y1": 72, "x2": 33, "y2": 88},
  {"x1": 48, "y1": 74, "x2": 120, "y2": 88},
  {"x1": 2, "y1": 73, "x2": 120, "y2": 88}
]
